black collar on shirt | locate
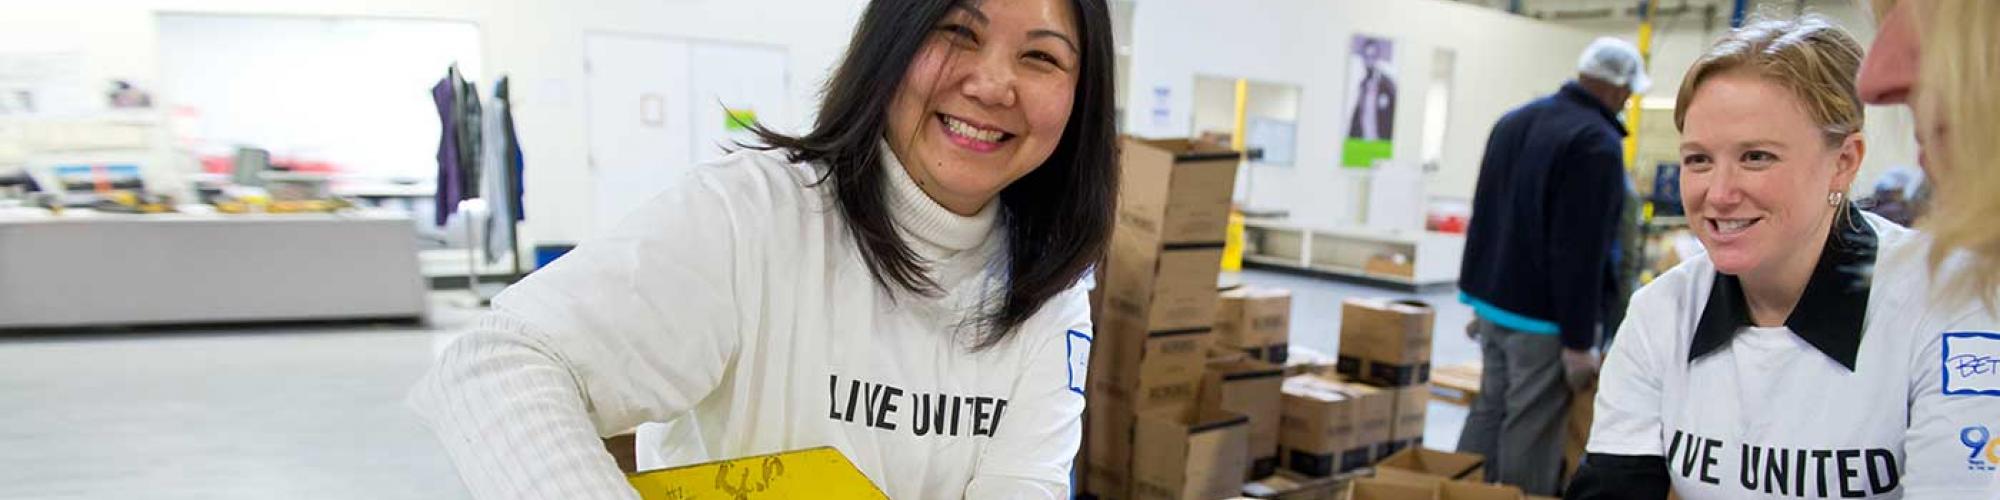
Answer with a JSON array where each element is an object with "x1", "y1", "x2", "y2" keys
[
  {"x1": 1688, "y1": 204, "x2": 1877, "y2": 371},
  {"x1": 1557, "y1": 81, "x2": 1629, "y2": 138}
]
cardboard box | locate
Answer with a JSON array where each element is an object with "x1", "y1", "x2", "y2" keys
[
  {"x1": 1337, "y1": 298, "x2": 1435, "y2": 387},
  {"x1": 1338, "y1": 381, "x2": 1395, "y2": 464},
  {"x1": 1104, "y1": 233, "x2": 1225, "y2": 332},
  {"x1": 1278, "y1": 375, "x2": 1354, "y2": 477},
  {"x1": 1085, "y1": 400, "x2": 1138, "y2": 499},
  {"x1": 1089, "y1": 322, "x2": 1211, "y2": 411},
  {"x1": 1131, "y1": 405, "x2": 1251, "y2": 500},
  {"x1": 1116, "y1": 137, "x2": 1240, "y2": 245},
  {"x1": 1201, "y1": 357, "x2": 1286, "y2": 480},
  {"x1": 1373, "y1": 447, "x2": 1486, "y2": 486},
  {"x1": 1336, "y1": 357, "x2": 1435, "y2": 389},
  {"x1": 1278, "y1": 375, "x2": 1393, "y2": 476},
  {"x1": 625, "y1": 447, "x2": 886, "y2": 499},
  {"x1": 1241, "y1": 469, "x2": 1352, "y2": 500},
  {"x1": 1337, "y1": 298, "x2": 1436, "y2": 364},
  {"x1": 1345, "y1": 477, "x2": 1436, "y2": 500},
  {"x1": 1439, "y1": 481, "x2": 1524, "y2": 500},
  {"x1": 1217, "y1": 286, "x2": 1292, "y2": 359},
  {"x1": 1364, "y1": 253, "x2": 1416, "y2": 279},
  {"x1": 1386, "y1": 384, "x2": 1429, "y2": 456}
]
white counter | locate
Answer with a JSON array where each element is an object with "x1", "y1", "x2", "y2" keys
[{"x1": 0, "y1": 209, "x2": 427, "y2": 328}]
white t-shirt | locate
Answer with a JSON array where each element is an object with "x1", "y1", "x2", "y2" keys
[
  {"x1": 407, "y1": 146, "x2": 1094, "y2": 499},
  {"x1": 1588, "y1": 211, "x2": 2000, "y2": 498}
]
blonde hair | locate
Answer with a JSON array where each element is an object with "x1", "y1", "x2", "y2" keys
[
  {"x1": 1870, "y1": 0, "x2": 2000, "y2": 307},
  {"x1": 1673, "y1": 15, "x2": 1866, "y2": 145}
]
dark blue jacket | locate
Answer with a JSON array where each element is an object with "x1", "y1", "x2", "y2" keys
[{"x1": 1459, "y1": 82, "x2": 1628, "y2": 350}]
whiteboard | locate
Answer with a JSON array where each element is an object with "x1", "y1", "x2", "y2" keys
[{"x1": 157, "y1": 14, "x2": 481, "y2": 183}]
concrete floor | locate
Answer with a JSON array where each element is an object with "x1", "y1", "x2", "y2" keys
[
  {"x1": 0, "y1": 295, "x2": 482, "y2": 500},
  {"x1": 0, "y1": 269, "x2": 1478, "y2": 499}
]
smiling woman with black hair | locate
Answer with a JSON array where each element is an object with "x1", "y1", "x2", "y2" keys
[{"x1": 408, "y1": 0, "x2": 1117, "y2": 497}]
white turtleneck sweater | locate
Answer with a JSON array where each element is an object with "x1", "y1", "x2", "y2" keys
[{"x1": 408, "y1": 146, "x2": 1093, "y2": 499}]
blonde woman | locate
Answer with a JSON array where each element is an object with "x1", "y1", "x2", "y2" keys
[
  {"x1": 1566, "y1": 16, "x2": 2000, "y2": 499},
  {"x1": 1854, "y1": 2, "x2": 2000, "y2": 494},
  {"x1": 1856, "y1": 0, "x2": 2000, "y2": 307}
]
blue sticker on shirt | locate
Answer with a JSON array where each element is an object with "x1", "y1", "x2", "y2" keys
[
  {"x1": 1066, "y1": 330, "x2": 1092, "y2": 396},
  {"x1": 1942, "y1": 331, "x2": 2000, "y2": 397}
]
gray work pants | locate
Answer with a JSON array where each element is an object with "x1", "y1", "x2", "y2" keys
[{"x1": 1455, "y1": 319, "x2": 1569, "y2": 495}]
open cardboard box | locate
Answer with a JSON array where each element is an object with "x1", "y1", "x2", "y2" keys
[
  {"x1": 1115, "y1": 136, "x2": 1241, "y2": 246},
  {"x1": 624, "y1": 446, "x2": 886, "y2": 499},
  {"x1": 1345, "y1": 477, "x2": 1436, "y2": 500},
  {"x1": 1438, "y1": 480, "x2": 1524, "y2": 500},
  {"x1": 1131, "y1": 404, "x2": 1250, "y2": 500},
  {"x1": 1373, "y1": 447, "x2": 1486, "y2": 487}
]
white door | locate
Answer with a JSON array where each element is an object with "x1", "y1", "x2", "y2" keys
[
  {"x1": 585, "y1": 33, "x2": 691, "y2": 235},
  {"x1": 687, "y1": 43, "x2": 789, "y2": 164}
]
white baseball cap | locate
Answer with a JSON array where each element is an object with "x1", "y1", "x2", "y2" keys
[{"x1": 1578, "y1": 37, "x2": 1653, "y2": 93}]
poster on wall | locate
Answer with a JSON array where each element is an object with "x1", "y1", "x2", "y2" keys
[{"x1": 1341, "y1": 34, "x2": 1397, "y2": 168}]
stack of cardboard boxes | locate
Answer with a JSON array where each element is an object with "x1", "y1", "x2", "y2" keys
[
  {"x1": 1084, "y1": 137, "x2": 1242, "y2": 500},
  {"x1": 1276, "y1": 373, "x2": 1394, "y2": 477},
  {"x1": 1272, "y1": 296, "x2": 1436, "y2": 483},
  {"x1": 1210, "y1": 285, "x2": 1293, "y2": 479},
  {"x1": 1334, "y1": 298, "x2": 1436, "y2": 457}
]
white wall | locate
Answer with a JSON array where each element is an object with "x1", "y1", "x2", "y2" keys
[
  {"x1": 0, "y1": 0, "x2": 869, "y2": 246},
  {"x1": 1123, "y1": 0, "x2": 1599, "y2": 230}
]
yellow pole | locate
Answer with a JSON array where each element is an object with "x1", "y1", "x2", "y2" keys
[
  {"x1": 1223, "y1": 78, "x2": 1250, "y2": 277},
  {"x1": 1624, "y1": 1, "x2": 1657, "y2": 171}
]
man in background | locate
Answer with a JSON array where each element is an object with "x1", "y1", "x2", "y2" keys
[{"x1": 1455, "y1": 37, "x2": 1648, "y2": 495}]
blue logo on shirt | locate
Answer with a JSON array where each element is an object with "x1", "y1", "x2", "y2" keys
[
  {"x1": 1959, "y1": 425, "x2": 2000, "y2": 472},
  {"x1": 1942, "y1": 332, "x2": 2000, "y2": 397},
  {"x1": 1066, "y1": 330, "x2": 1092, "y2": 396}
]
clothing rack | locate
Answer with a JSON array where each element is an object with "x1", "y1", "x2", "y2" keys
[{"x1": 434, "y1": 62, "x2": 526, "y2": 304}]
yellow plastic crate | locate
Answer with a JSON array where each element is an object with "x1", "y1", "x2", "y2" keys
[{"x1": 626, "y1": 446, "x2": 887, "y2": 500}]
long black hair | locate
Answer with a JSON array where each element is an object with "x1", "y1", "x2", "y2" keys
[{"x1": 747, "y1": 0, "x2": 1118, "y2": 350}]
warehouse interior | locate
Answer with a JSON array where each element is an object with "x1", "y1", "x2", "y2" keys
[{"x1": 0, "y1": 0, "x2": 1926, "y2": 499}]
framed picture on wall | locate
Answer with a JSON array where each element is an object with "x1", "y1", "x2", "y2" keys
[{"x1": 1342, "y1": 34, "x2": 1396, "y2": 168}]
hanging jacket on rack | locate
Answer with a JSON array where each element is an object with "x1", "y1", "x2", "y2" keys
[
  {"x1": 501, "y1": 77, "x2": 524, "y2": 223},
  {"x1": 480, "y1": 76, "x2": 522, "y2": 264},
  {"x1": 431, "y1": 67, "x2": 463, "y2": 227},
  {"x1": 456, "y1": 75, "x2": 483, "y2": 201}
]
